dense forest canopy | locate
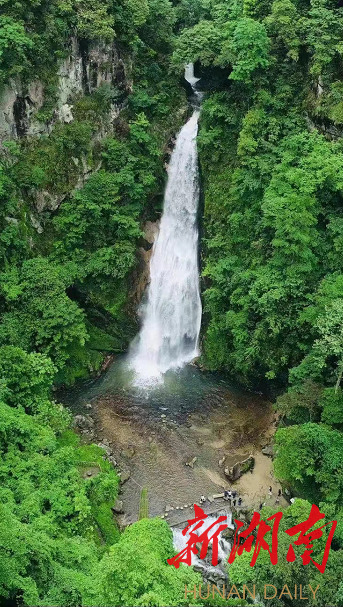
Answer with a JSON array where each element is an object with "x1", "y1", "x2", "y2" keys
[
  {"x1": 1, "y1": 0, "x2": 343, "y2": 604},
  {"x1": 173, "y1": 0, "x2": 343, "y2": 603}
]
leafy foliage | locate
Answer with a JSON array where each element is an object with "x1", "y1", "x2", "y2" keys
[
  {"x1": 0, "y1": 347, "x2": 119, "y2": 606},
  {"x1": 3, "y1": 0, "x2": 343, "y2": 604},
  {"x1": 189, "y1": 5, "x2": 343, "y2": 602},
  {"x1": 229, "y1": 500, "x2": 343, "y2": 607}
]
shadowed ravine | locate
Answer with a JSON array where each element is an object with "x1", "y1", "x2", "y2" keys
[{"x1": 63, "y1": 66, "x2": 283, "y2": 576}]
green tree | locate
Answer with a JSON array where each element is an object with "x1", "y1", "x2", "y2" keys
[
  {"x1": 0, "y1": 16, "x2": 33, "y2": 82},
  {"x1": 274, "y1": 423, "x2": 343, "y2": 504},
  {"x1": 219, "y1": 18, "x2": 270, "y2": 82},
  {"x1": 229, "y1": 500, "x2": 343, "y2": 607},
  {"x1": 0, "y1": 345, "x2": 55, "y2": 413},
  {"x1": 0, "y1": 258, "x2": 88, "y2": 380},
  {"x1": 92, "y1": 518, "x2": 202, "y2": 607},
  {"x1": 173, "y1": 20, "x2": 223, "y2": 66}
]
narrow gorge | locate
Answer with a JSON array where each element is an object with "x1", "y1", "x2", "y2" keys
[
  {"x1": 67, "y1": 66, "x2": 279, "y2": 534},
  {"x1": 2, "y1": 0, "x2": 343, "y2": 604}
]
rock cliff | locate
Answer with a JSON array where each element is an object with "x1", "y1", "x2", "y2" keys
[{"x1": 0, "y1": 37, "x2": 130, "y2": 140}]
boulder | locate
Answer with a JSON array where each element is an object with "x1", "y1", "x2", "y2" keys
[
  {"x1": 262, "y1": 444, "x2": 274, "y2": 457},
  {"x1": 97, "y1": 442, "x2": 113, "y2": 456},
  {"x1": 185, "y1": 456, "x2": 197, "y2": 468},
  {"x1": 193, "y1": 564, "x2": 204, "y2": 574},
  {"x1": 108, "y1": 456, "x2": 118, "y2": 467},
  {"x1": 120, "y1": 470, "x2": 131, "y2": 483},
  {"x1": 112, "y1": 499, "x2": 124, "y2": 514},
  {"x1": 73, "y1": 414, "x2": 94, "y2": 430},
  {"x1": 116, "y1": 514, "x2": 129, "y2": 531},
  {"x1": 222, "y1": 527, "x2": 235, "y2": 541},
  {"x1": 224, "y1": 455, "x2": 255, "y2": 482},
  {"x1": 72, "y1": 415, "x2": 95, "y2": 439}
]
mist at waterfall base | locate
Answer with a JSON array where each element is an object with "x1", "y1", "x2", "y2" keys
[{"x1": 129, "y1": 66, "x2": 202, "y2": 386}]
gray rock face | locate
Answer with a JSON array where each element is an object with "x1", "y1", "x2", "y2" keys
[
  {"x1": 0, "y1": 84, "x2": 18, "y2": 139},
  {"x1": 0, "y1": 36, "x2": 131, "y2": 141}
]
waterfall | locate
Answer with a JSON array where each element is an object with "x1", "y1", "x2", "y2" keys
[
  {"x1": 130, "y1": 66, "x2": 202, "y2": 384},
  {"x1": 172, "y1": 511, "x2": 233, "y2": 576},
  {"x1": 184, "y1": 63, "x2": 200, "y2": 87}
]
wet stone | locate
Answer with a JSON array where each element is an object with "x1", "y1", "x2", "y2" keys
[
  {"x1": 120, "y1": 470, "x2": 131, "y2": 483},
  {"x1": 97, "y1": 443, "x2": 113, "y2": 456},
  {"x1": 112, "y1": 499, "x2": 124, "y2": 514}
]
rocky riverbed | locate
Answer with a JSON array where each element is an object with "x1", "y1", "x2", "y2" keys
[{"x1": 66, "y1": 356, "x2": 287, "y2": 529}]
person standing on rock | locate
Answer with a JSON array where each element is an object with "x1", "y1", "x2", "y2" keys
[{"x1": 225, "y1": 490, "x2": 232, "y2": 501}]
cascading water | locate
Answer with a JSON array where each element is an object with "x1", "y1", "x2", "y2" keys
[
  {"x1": 184, "y1": 62, "x2": 200, "y2": 88},
  {"x1": 172, "y1": 512, "x2": 233, "y2": 579},
  {"x1": 130, "y1": 65, "x2": 202, "y2": 384}
]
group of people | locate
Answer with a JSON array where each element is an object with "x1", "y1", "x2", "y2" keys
[
  {"x1": 199, "y1": 486, "x2": 284, "y2": 511},
  {"x1": 259, "y1": 487, "x2": 282, "y2": 510},
  {"x1": 198, "y1": 491, "x2": 243, "y2": 508},
  {"x1": 223, "y1": 489, "x2": 242, "y2": 508},
  {"x1": 269, "y1": 486, "x2": 282, "y2": 502}
]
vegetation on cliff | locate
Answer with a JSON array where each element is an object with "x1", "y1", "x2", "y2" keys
[
  {"x1": 2, "y1": 0, "x2": 343, "y2": 604},
  {"x1": 0, "y1": 0, "x2": 185, "y2": 385},
  {"x1": 173, "y1": 0, "x2": 343, "y2": 603},
  {"x1": 0, "y1": 1, "x2": 201, "y2": 605}
]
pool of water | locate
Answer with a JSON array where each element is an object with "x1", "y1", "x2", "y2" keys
[
  {"x1": 63, "y1": 356, "x2": 277, "y2": 524},
  {"x1": 67, "y1": 355, "x2": 265, "y2": 422}
]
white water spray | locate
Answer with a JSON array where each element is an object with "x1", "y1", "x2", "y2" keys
[
  {"x1": 130, "y1": 66, "x2": 202, "y2": 384},
  {"x1": 172, "y1": 511, "x2": 233, "y2": 575},
  {"x1": 184, "y1": 63, "x2": 200, "y2": 87}
]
